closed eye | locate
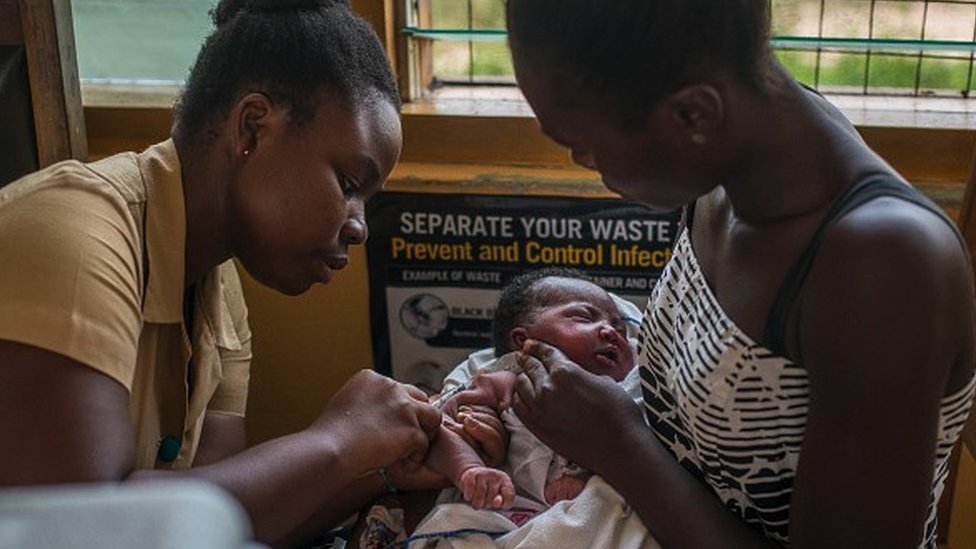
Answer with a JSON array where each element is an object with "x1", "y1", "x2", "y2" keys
[
  {"x1": 338, "y1": 173, "x2": 360, "y2": 197},
  {"x1": 565, "y1": 305, "x2": 595, "y2": 322}
]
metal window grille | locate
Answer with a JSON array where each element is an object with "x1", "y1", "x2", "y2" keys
[{"x1": 401, "y1": 0, "x2": 976, "y2": 98}]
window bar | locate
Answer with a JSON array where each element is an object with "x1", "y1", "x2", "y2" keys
[
  {"x1": 405, "y1": 0, "x2": 976, "y2": 96},
  {"x1": 864, "y1": 0, "x2": 878, "y2": 95},
  {"x1": 967, "y1": 3, "x2": 976, "y2": 97},
  {"x1": 814, "y1": 0, "x2": 827, "y2": 89},
  {"x1": 467, "y1": 0, "x2": 474, "y2": 84},
  {"x1": 915, "y1": 0, "x2": 931, "y2": 97},
  {"x1": 402, "y1": 29, "x2": 976, "y2": 54}
]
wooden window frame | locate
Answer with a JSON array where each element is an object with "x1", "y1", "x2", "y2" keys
[{"x1": 82, "y1": 0, "x2": 976, "y2": 213}]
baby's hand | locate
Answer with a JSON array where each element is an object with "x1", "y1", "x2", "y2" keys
[{"x1": 458, "y1": 466, "x2": 515, "y2": 510}]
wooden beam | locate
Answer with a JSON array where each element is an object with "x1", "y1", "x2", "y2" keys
[
  {"x1": 18, "y1": 0, "x2": 87, "y2": 167},
  {"x1": 0, "y1": 0, "x2": 22, "y2": 45}
]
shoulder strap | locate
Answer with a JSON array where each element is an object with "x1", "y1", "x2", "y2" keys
[
  {"x1": 762, "y1": 175, "x2": 961, "y2": 360},
  {"x1": 673, "y1": 199, "x2": 697, "y2": 246}
]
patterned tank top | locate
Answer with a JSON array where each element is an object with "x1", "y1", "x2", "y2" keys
[{"x1": 638, "y1": 176, "x2": 976, "y2": 547}]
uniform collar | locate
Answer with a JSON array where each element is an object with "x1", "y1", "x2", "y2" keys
[{"x1": 138, "y1": 139, "x2": 187, "y2": 324}]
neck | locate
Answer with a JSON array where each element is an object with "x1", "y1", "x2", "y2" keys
[
  {"x1": 173, "y1": 132, "x2": 233, "y2": 287},
  {"x1": 717, "y1": 70, "x2": 888, "y2": 225}
]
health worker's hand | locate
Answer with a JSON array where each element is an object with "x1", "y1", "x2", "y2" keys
[
  {"x1": 313, "y1": 370, "x2": 441, "y2": 477},
  {"x1": 386, "y1": 459, "x2": 451, "y2": 491}
]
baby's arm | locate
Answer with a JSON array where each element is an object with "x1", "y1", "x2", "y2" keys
[
  {"x1": 442, "y1": 370, "x2": 518, "y2": 418},
  {"x1": 425, "y1": 416, "x2": 515, "y2": 509}
]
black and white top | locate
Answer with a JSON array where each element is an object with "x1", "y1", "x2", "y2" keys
[{"x1": 638, "y1": 177, "x2": 976, "y2": 547}]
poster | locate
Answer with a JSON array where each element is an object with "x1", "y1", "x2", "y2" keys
[{"x1": 366, "y1": 192, "x2": 680, "y2": 390}]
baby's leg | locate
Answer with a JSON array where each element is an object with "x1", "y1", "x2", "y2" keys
[{"x1": 543, "y1": 473, "x2": 591, "y2": 504}]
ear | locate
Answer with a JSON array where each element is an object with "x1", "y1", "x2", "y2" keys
[
  {"x1": 230, "y1": 92, "x2": 282, "y2": 158},
  {"x1": 664, "y1": 84, "x2": 724, "y2": 147},
  {"x1": 510, "y1": 327, "x2": 529, "y2": 351}
]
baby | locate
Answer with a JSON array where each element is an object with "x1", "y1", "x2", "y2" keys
[{"x1": 426, "y1": 267, "x2": 636, "y2": 515}]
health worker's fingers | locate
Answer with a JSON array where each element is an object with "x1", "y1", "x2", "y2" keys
[
  {"x1": 405, "y1": 384, "x2": 431, "y2": 402},
  {"x1": 414, "y1": 399, "x2": 444, "y2": 439}
]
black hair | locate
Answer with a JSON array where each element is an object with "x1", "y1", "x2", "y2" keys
[
  {"x1": 175, "y1": 0, "x2": 400, "y2": 142},
  {"x1": 491, "y1": 267, "x2": 591, "y2": 357},
  {"x1": 506, "y1": 0, "x2": 771, "y2": 127}
]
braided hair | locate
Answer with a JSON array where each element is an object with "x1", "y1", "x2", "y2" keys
[{"x1": 176, "y1": 0, "x2": 399, "y2": 142}]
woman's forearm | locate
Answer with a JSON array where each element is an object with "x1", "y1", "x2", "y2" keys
[{"x1": 601, "y1": 424, "x2": 779, "y2": 549}]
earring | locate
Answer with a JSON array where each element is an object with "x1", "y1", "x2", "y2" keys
[
  {"x1": 242, "y1": 148, "x2": 251, "y2": 156},
  {"x1": 691, "y1": 133, "x2": 708, "y2": 145}
]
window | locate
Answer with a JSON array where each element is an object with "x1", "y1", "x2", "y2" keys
[
  {"x1": 71, "y1": 0, "x2": 212, "y2": 84},
  {"x1": 400, "y1": 0, "x2": 976, "y2": 101},
  {"x1": 400, "y1": 0, "x2": 512, "y2": 99},
  {"x1": 71, "y1": 0, "x2": 976, "y2": 100},
  {"x1": 772, "y1": 0, "x2": 976, "y2": 97}
]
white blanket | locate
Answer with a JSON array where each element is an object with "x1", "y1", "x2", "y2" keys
[{"x1": 408, "y1": 476, "x2": 661, "y2": 549}]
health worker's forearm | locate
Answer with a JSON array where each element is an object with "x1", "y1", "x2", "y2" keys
[{"x1": 129, "y1": 429, "x2": 378, "y2": 546}]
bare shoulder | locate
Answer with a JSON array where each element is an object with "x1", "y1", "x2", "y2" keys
[
  {"x1": 788, "y1": 194, "x2": 974, "y2": 544},
  {"x1": 800, "y1": 192, "x2": 974, "y2": 393}
]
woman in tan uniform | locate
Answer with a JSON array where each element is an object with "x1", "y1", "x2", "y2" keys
[{"x1": 0, "y1": 0, "x2": 501, "y2": 546}]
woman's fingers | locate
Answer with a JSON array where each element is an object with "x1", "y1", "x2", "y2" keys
[
  {"x1": 521, "y1": 338, "x2": 567, "y2": 369},
  {"x1": 514, "y1": 368, "x2": 537, "y2": 403},
  {"x1": 515, "y1": 341, "x2": 555, "y2": 402}
]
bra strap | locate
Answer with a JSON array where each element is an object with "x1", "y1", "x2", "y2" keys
[{"x1": 762, "y1": 175, "x2": 961, "y2": 360}]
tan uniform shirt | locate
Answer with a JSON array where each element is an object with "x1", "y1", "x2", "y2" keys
[{"x1": 0, "y1": 139, "x2": 252, "y2": 469}]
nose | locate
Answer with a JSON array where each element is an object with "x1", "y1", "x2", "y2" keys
[
  {"x1": 341, "y1": 205, "x2": 368, "y2": 246},
  {"x1": 598, "y1": 323, "x2": 618, "y2": 341},
  {"x1": 570, "y1": 149, "x2": 597, "y2": 171}
]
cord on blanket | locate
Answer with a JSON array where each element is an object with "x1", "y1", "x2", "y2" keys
[{"x1": 387, "y1": 527, "x2": 509, "y2": 549}]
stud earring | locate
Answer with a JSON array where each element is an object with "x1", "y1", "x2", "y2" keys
[
  {"x1": 691, "y1": 133, "x2": 708, "y2": 145},
  {"x1": 242, "y1": 148, "x2": 251, "y2": 156}
]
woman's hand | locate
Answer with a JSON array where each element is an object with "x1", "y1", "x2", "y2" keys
[
  {"x1": 512, "y1": 339, "x2": 645, "y2": 475},
  {"x1": 313, "y1": 370, "x2": 442, "y2": 477}
]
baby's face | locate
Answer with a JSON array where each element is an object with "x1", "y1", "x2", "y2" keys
[{"x1": 523, "y1": 278, "x2": 635, "y2": 381}]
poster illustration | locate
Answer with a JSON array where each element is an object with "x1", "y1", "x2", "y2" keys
[{"x1": 366, "y1": 192, "x2": 680, "y2": 390}]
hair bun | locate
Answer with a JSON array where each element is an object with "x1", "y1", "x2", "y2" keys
[{"x1": 213, "y1": 0, "x2": 349, "y2": 27}]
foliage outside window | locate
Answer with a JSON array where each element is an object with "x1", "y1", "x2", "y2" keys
[{"x1": 403, "y1": 0, "x2": 976, "y2": 99}]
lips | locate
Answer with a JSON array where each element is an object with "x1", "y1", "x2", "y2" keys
[
  {"x1": 309, "y1": 255, "x2": 348, "y2": 286},
  {"x1": 594, "y1": 345, "x2": 620, "y2": 369},
  {"x1": 324, "y1": 256, "x2": 348, "y2": 271}
]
